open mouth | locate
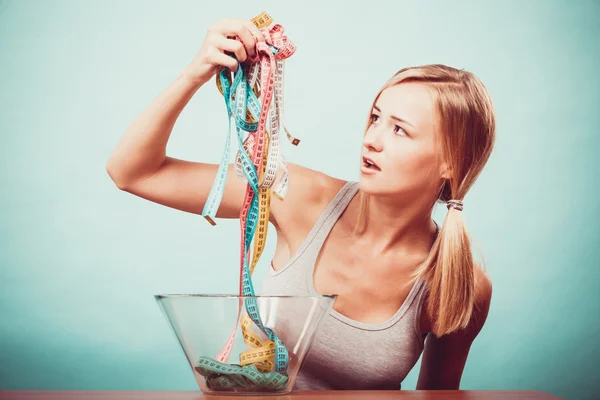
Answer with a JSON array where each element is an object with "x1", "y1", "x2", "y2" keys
[{"x1": 363, "y1": 156, "x2": 381, "y2": 171}]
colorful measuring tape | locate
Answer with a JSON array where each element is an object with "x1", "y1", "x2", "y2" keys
[{"x1": 195, "y1": 12, "x2": 301, "y2": 391}]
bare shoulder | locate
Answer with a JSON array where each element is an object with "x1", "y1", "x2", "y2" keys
[
  {"x1": 421, "y1": 263, "x2": 493, "y2": 336},
  {"x1": 472, "y1": 264, "x2": 493, "y2": 331},
  {"x1": 416, "y1": 265, "x2": 492, "y2": 389},
  {"x1": 475, "y1": 265, "x2": 493, "y2": 302},
  {"x1": 271, "y1": 162, "x2": 347, "y2": 230}
]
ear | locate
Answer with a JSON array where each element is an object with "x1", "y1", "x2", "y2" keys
[{"x1": 440, "y1": 162, "x2": 452, "y2": 180}]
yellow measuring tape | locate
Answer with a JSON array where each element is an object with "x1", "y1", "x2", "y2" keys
[{"x1": 200, "y1": 11, "x2": 300, "y2": 385}]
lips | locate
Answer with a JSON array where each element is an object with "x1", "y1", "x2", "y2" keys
[{"x1": 362, "y1": 156, "x2": 381, "y2": 171}]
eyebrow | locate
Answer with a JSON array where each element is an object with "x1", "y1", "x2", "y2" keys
[{"x1": 373, "y1": 105, "x2": 415, "y2": 128}]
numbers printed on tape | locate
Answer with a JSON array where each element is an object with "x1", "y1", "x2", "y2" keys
[
  {"x1": 251, "y1": 11, "x2": 273, "y2": 29},
  {"x1": 239, "y1": 340, "x2": 276, "y2": 365}
]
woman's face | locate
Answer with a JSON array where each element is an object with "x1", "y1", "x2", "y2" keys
[{"x1": 359, "y1": 82, "x2": 445, "y2": 198}]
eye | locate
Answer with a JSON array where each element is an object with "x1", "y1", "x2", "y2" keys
[{"x1": 369, "y1": 113, "x2": 408, "y2": 137}]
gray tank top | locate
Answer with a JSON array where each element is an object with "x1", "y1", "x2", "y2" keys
[{"x1": 259, "y1": 180, "x2": 434, "y2": 390}]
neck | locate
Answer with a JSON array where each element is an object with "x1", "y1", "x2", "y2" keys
[{"x1": 350, "y1": 190, "x2": 438, "y2": 257}]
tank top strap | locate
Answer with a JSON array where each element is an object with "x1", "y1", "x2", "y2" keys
[
  {"x1": 267, "y1": 180, "x2": 359, "y2": 277},
  {"x1": 312, "y1": 180, "x2": 360, "y2": 237}
]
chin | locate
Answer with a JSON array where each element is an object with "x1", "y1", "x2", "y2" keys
[
  {"x1": 358, "y1": 176, "x2": 403, "y2": 198},
  {"x1": 357, "y1": 178, "x2": 383, "y2": 196}
]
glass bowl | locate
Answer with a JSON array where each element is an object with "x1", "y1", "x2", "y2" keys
[{"x1": 154, "y1": 294, "x2": 337, "y2": 395}]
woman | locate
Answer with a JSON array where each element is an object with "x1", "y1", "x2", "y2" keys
[{"x1": 106, "y1": 17, "x2": 495, "y2": 390}]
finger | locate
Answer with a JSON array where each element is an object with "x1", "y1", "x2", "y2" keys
[
  {"x1": 216, "y1": 19, "x2": 259, "y2": 58},
  {"x1": 208, "y1": 48, "x2": 238, "y2": 73},
  {"x1": 233, "y1": 26, "x2": 257, "y2": 58},
  {"x1": 244, "y1": 20, "x2": 266, "y2": 43},
  {"x1": 216, "y1": 35, "x2": 247, "y2": 63}
]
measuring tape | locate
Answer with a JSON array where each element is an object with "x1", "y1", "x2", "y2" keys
[{"x1": 195, "y1": 11, "x2": 300, "y2": 391}]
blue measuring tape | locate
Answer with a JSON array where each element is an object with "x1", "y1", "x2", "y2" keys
[{"x1": 195, "y1": 21, "x2": 298, "y2": 389}]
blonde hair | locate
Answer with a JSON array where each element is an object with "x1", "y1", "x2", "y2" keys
[{"x1": 353, "y1": 64, "x2": 496, "y2": 338}]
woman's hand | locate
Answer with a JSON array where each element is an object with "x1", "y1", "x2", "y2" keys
[{"x1": 183, "y1": 17, "x2": 266, "y2": 85}]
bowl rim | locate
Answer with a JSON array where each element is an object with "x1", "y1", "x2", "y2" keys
[{"x1": 153, "y1": 294, "x2": 338, "y2": 299}]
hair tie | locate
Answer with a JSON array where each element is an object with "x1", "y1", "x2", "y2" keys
[{"x1": 446, "y1": 199, "x2": 463, "y2": 211}]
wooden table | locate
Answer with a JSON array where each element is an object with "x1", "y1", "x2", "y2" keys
[{"x1": 0, "y1": 391, "x2": 564, "y2": 399}]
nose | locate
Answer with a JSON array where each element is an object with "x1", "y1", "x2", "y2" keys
[{"x1": 363, "y1": 124, "x2": 384, "y2": 152}]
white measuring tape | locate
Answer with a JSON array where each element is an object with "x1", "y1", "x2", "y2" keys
[{"x1": 194, "y1": 12, "x2": 301, "y2": 392}]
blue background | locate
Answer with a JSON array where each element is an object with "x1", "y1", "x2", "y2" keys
[{"x1": 1, "y1": 1, "x2": 598, "y2": 399}]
